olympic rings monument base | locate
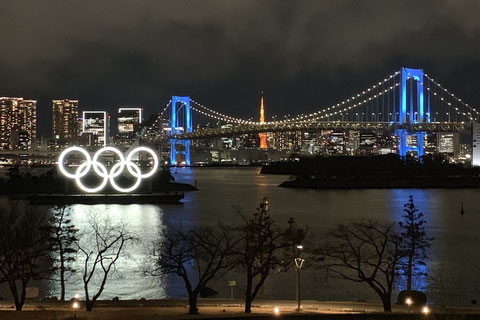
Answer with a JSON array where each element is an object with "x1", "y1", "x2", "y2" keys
[
  {"x1": 21, "y1": 146, "x2": 186, "y2": 205},
  {"x1": 22, "y1": 193, "x2": 184, "y2": 205}
]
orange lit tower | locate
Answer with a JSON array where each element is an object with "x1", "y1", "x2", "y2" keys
[{"x1": 259, "y1": 95, "x2": 267, "y2": 149}]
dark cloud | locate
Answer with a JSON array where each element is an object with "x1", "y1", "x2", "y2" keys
[{"x1": 1, "y1": 0, "x2": 480, "y2": 135}]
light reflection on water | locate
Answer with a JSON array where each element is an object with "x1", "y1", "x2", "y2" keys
[
  {"x1": 41, "y1": 168, "x2": 480, "y2": 307},
  {"x1": 57, "y1": 204, "x2": 167, "y2": 300}
]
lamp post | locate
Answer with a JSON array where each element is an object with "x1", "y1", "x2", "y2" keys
[
  {"x1": 72, "y1": 293, "x2": 80, "y2": 319},
  {"x1": 295, "y1": 245, "x2": 305, "y2": 312},
  {"x1": 405, "y1": 297, "x2": 413, "y2": 313},
  {"x1": 72, "y1": 301, "x2": 79, "y2": 319},
  {"x1": 422, "y1": 306, "x2": 430, "y2": 319}
]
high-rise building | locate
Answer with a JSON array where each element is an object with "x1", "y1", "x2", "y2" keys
[
  {"x1": 437, "y1": 132, "x2": 460, "y2": 157},
  {"x1": 473, "y1": 122, "x2": 480, "y2": 166},
  {"x1": 10, "y1": 131, "x2": 29, "y2": 150},
  {"x1": 52, "y1": 99, "x2": 79, "y2": 139},
  {"x1": 117, "y1": 107, "x2": 142, "y2": 137},
  {"x1": 82, "y1": 111, "x2": 109, "y2": 146},
  {"x1": 0, "y1": 97, "x2": 37, "y2": 149}
]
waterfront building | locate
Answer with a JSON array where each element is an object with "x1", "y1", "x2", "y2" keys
[
  {"x1": 327, "y1": 132, "x2": 347, "y2": 154},
  {"x1": 82, "y1": 111, "x2": 109, "y2": 146},
  {"x1": 348, "y1": 130, "x2": 361, "y2": 154},
  {"x1": 437, "y1": 132, "x2": 460, "y2": 157},
  {"x1": 0, "y1": 97, "x2": 37, "y2": 149},
  {"x1": 220, "y1": 124, "x2": 234, "y2": 149},
  {"x1": 473, "y1": 122, "x2": 480, "y2": 166},
  {"x1": 357, "y1": 132, "x2": 377, "y2": 155},
  {"x1": 271, "y1": 131, "x2": 302, "y2": 152},
  {"x1": 52, "y1": 99, "x2": 80, "y2": 140},
  {"x1": 117, "y1": 107, "x2": 142, "y2": 138},
  {"x1": 10, "y1": 130, "x2": 29, "y2": 150},
  {"x1": 375, "y1": 132, "x2": 397, "y2": 155}
]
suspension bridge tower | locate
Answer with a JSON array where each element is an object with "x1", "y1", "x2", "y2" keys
[
  {"x1": 259, "y1": 95, "x2": 267, "y2": 149},
  {"x1": 396, "y1": 67, "x2": 428, "y2": 158},
  {"x1": 169, "y1": 96, "x2": 192, "y2": 166}
]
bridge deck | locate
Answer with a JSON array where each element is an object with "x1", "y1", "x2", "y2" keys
[{"x1": 169, "y1": 121, "x2": 471, "y2": 140}]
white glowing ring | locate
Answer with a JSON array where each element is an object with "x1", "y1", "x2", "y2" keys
[
  {"x1": 109, "y1": 162, "x2": 142, "y2": 193},
  {"x1": 126, "y1": 146, "x2": 159, "y2": 178},
  {"x1": 75, "y1": 161, "x2": 109, "y2": 193},
  {"x1": 57, "y1": 146, "x2": 159, "y2": 193},
  {"x1": 92, "y1": 146, "x2": 126, "y2": 178},
  {"x1": 58, "y1": 146, "x2": 92, "y2": 179}
]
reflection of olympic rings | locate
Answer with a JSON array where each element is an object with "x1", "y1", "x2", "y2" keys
[{"x1": 58, "y1": 146, "x2": 159, "y2": 193}]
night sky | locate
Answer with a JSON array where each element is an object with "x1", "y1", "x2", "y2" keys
[{"x1": 1, "y1": 0, "x2": 480, "y2": 136}]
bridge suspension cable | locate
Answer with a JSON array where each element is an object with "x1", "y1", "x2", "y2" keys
[
  {"x1": 188, "y1": 70, "x2": 403, "y2": 125},
  {"x1": 276, "y1": 71, "x2": 401, "y2": 123},
  {"x1": 159, "y1": 100, "x2": 172, "y2": 117},
  {"x1": 168, "y1": 68, "x2": 479, "y2": 129},
  {"x1": 424, "y1": 74, "x2": 479, "y2": 122},
  {"x1": 190, "y1": 98, "x2": 252, "y2": 124}
]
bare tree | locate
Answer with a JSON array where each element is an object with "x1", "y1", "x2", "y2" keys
[
  {"x1": 322, "y1": 219, "x2": 401, "y2": 312},
  {"x1": 399, "y1": 195, "x2": 433, "y2": 292},
  {"x1": 76, "y1": 215, "x2": 132, "y2": 311},
  {"x1": 0, "y1": 200, "x2": 51, "y2": 310},
  {"x1": 232, "y1": 198, "x2": 306, "y2": 313},
  {"x1": 152, "y1": 224, "x2": 237, "y2": 314},
  {"x1": 49, "y1": 205, "x2": 78, "y2": 301}
]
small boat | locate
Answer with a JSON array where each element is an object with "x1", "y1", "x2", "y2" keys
[{"x1": 460, "y1": 202, "x2": 465, "y2": 216}]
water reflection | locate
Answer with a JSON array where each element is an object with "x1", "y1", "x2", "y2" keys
[
  {"x1": 40, "y1": 168, "x2": 480, "y2": 307},
  {"x1": 50, "y1": 204, "x2": 167, "y2": 300},
  {"x1": 390, "y1": 190, "x2": 430, "y2": 293}
]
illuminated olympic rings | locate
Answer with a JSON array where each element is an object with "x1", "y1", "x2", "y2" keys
[{"x1": 58, "y1": 146, "x2": 159, "y2": 193}]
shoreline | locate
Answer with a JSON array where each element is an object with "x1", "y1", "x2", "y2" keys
[
  {"x1": 6, "y1": 192, "x2": 186, "y2": 205},
  {"x1": 0, "y1": 299, "x2": 478, "y2": 319},
  {"x1": 279, "y1": 177, "x2": 480, "y2": 189}
]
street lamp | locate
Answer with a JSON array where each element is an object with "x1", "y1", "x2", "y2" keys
[
  {"x1": 274, "y1": 307, "x2": 280, "y2": 315},
  {"x1": 295, "y1": 245, "x2": 305, "y2": 312},
  {"x1": 422, "y1": 306, "x2": 430, "y2": 318},
  {"x1": 405, "y1": 297, "x2": 413, "y2": 313},
  {"x1": 72, "y1": 301, "x2": 79, "y2": 319},
  {"x1": 262, "y1": 197, "x2": 269, "y2": 212}
]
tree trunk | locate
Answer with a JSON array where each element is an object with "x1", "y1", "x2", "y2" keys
[
  {"x1": 244, "y1": 273, "x2": 253, "y2": 313},
  {"x1": 60, "y1": 245, "x2": 65, "y2": 301},
  {"x1": 8, "y1": 280, "x2": 22, "y2": 311},
  {"x1": 245, "y1": 296, "x2": 253, "y2": 314},
  {"x1": 19, "y1": 281, "x2": 27, "y2": 311},
  {"x1": 407, "y1": 252, "x2": 413, "y2": 291},
  {"x1": 188, "y1": 293, "x2": 199, "y2": 314},
  {"x1": 86, "y1": 300, "x2": 95, "y2": 311},
  {"x1": 382, "y1": 296, "x2": 392, "y2": 312}
]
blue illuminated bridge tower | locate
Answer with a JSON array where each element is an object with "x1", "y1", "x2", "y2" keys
[
  {"x1": 397, "y1": 67, "x2": 429, "y2": 158},
  {"x1": 170, "y1": 96, "x2": 192, "y2": 165}
]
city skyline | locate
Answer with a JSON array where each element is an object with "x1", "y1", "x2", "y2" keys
[
  {"x1": 1, "y1": 1, "x2": 480, "y2": 136},
  {"x1": 2, "y1": 2, "x2": 480, "y2": 317}
]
